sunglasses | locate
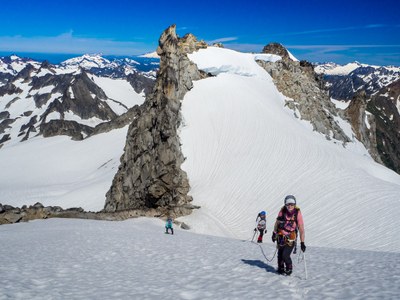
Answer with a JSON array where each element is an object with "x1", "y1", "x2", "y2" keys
[{"x1": 286, "y1": 203, "x2": 295, "y2": 207}]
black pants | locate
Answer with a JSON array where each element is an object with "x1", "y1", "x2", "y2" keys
[{"x1": 277, "y1": 243, "x2": 294, "y2": 270}]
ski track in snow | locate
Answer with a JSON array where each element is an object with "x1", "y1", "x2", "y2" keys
[{"x1": 0, "y1": 218, "x2": 399, "y2": 300}]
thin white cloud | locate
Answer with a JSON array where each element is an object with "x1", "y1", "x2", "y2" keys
[
  {"x1": 207, "y1": 37, "x2": 238, "y2": 44},
  {"x1": 222, "y1": 43, "x2": 400, "y2": 65},
  {"x1": 273, "y1": 24, "x2": 390, "y2": 36},
  {"x1": 0, "y1": 32, "x2": 155, "y2": 55},
  {"x1": 286, "y1": 44, "x2": 400, "y2": 65},
  {"x1": 288, "y1": 44, "x2": 400, "y2": 50},
  {"x1": 365, "y1": 24, "x2": 386, "y2": 28}
]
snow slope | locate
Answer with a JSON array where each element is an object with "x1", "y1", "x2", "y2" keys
[
  {"x1": 0, "y1": 218, "x2": 399, "y2": 300},
  {"x1": 91, "y1": 75, "x2": 145, "y2": 114},
  {"x1": 179, "y1": 47, "x2": 400, "y2": 253},
  {"x1": 0, "y1": 127, "x2": 128, "y2": 211}
]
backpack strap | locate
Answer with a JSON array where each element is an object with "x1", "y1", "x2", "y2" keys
[{"x1": 276, "y1": 206, "x2": 300, "y2": 232}]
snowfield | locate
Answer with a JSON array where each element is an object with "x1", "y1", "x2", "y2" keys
[
  {"x1": 0, "y1": 218, "x2": 399, "y2": 300},
  {"x1": 0, "y1": 127, "x2": 128, "y2": 212}
]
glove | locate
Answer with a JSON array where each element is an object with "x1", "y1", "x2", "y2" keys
[
  {"x1": 254, "y1": 228, "x2": 257, "y2": 232},
  {"x1": 272, "y1": 232, "x2": 277, "y2": 243},
  {"x1": 264, "y1": 229, "x2": 268, "y2": 234},
  {"x1": 301, "y1": 242, "x2": 306, "y2": 252}
]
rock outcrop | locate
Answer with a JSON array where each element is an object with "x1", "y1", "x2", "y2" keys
[
  {"x1": 367, "y1": 81, "x2": 400, "y2": 173},
  {"x1": 0, "y1": 202, "x2": 191, "y2": 228},
  {"x1": 258, "y1": 44, "x2": 350, "y2": 143},
  {"x1": 345, "y1": 91, "x2": 382, "y2": 162},
  {"x1": 262, "y1": 43, "x2": 291, "y2": 61},
  {"x1": 104, "y1": 25, "x2": 207, "y2": 215},
  {"x1": 343, "y1": 80, "x2": 400, "y2": 174}
]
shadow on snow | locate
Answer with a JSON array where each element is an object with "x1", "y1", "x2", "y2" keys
[{"x1": 241, "y1": 259, "x2": 276, "y2": 273}]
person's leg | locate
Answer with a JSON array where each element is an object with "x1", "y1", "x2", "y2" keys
[
  {"x1": 257, "y1": 229, "x2": 263, "y2": 242},
  {"x1": 277, "y1": 247, "x2": 285, "y2": 274},
  {"x1": 282, "y1": 244, "x2": 295, "y2": 275}
]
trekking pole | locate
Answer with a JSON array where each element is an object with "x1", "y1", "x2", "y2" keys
[
  {"x1": 251, "y1": 229, "x2": 257, "y2": 242},
  {"x1": 303, "y1": 252, "x2": 308, "y2": 280}
]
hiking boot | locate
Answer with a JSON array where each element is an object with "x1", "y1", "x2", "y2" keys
[
  {"x1": 277, "y1": 268, "x2": 285, "y2": 275},
  {"x1": 257, "y1": 240, "x2": 262, "y2": 243},
  {"x1": 285, "y1": 269, "x2": 292, "y2": 276}
]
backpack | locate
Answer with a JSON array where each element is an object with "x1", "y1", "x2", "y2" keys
[{"x1": 257, "y1": 219, "x2": 266, "y2": 230}]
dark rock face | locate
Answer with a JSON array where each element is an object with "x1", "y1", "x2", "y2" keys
[
  {"x1": 367, "y1": 81, "x2": 400, "y2": 173},
  {"x1": 0, "y1": 111, "x2": 10, "y2": 120},
  {"x1": 61, "y1": 72, "x2": 116, "y2": 120},
  {"x1": 91, "y1": 105, "x2": 141, "y2": 136},
  {"x1": 40, "y1": 120, "x2": 94, "y2": 140},
  {"x1": 0, "y1": 83, "x2": 23, "y2": 97},
  {"x1": 104, "y1": 25, "x2": 207, "y2": 215},
  {"x1": 345, "y1": 91, "x2": 381, "y2": 163},
  {"x1": 0, "y1": 118, "x2": 15, "y2": 134},
  {"x1": 343, "y1": 80, "x2": 400, "y2": 174},
  {"x1": 127, "y1": 71, "x2": 155, "y2": 95}
]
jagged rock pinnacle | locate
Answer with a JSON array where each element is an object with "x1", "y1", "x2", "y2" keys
[{"x1": 103, "y1": 25, "x2": 206, "y2": 216}]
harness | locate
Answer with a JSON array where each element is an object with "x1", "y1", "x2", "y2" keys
[{"x1": 276, "y1": 206, "x2": 299, "y2": 247}]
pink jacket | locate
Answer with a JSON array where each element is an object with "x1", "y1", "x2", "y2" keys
[{"x1": 276, "y1": 208, "x2": 304, "y2": 235}]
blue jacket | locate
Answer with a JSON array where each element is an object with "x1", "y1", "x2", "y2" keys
[{"x1": 165, "y1": 219, "x2": 173, "y2": 228}]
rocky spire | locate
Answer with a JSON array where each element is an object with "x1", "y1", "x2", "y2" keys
[
  {"x1": 262, "y1": 43, "x2": 291, "y2": 61},
  {"x1": 103, "y1": 25, "x2": 206, "y2": 215}
]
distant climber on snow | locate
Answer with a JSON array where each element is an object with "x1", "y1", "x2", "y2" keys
[
  {"x1": 272, "y1": 195, "x2": 306, "y2": 275},
  {"x1": 165, "y1": 217, "x2": 174, "y2": 235},
  {"x1": 254, "y1": 211, "x2": 267, "y2": 243}
]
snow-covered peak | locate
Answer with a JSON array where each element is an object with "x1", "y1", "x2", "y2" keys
[
  {"x1": 0, "y1": 55, "x2": 41, "y2": 74},
  {"x1": 315, "y1": 62, "x2": 365, "y2": 75},
  {"x1": 138, "y1": 51, "x2": 160, "y2": 59},
  {"x1": 122, "y1": 58, "x2": 140, "y2": 65},
  {"x1": 60, "y1": 54, "x2": 116, "y2": 69}
]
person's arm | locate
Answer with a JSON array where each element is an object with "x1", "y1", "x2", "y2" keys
[
  {"x1": 297, "y1": 211, "x2": 305, "y2": 243},
  {"x1": 298, "y1": 223, "x2": 305, "y2": 243}
]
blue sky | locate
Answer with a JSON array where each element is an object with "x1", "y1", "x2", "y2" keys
[{"x1": 1, "y1": 0, "x2": 399, "y2": 65}]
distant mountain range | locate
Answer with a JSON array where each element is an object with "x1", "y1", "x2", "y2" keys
[
  {"x1": 0, "y1": 54, "x2": 158, "y2": 148},
  {"x1": 314, "y1": 61, "x2": 400, "y2": 100}
]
